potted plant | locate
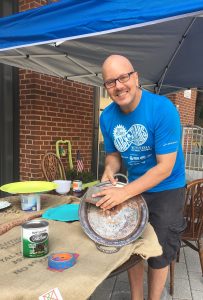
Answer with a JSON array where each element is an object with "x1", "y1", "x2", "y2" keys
[{"x1": 66, "y1": 169, "x2": 99, "y2": 188}]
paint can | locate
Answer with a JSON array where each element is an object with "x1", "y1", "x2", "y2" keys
[
  {"x1": 20, "y1": 193, "x2": 41, "y2": 211},
  {"x1": 21, "y1": 220, "x2": 49, "y2": 258},
  {"x1": 72, "y1": 180, "x2": 82, "y2": 192}
]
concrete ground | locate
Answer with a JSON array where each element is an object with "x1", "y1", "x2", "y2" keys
[{"x1": 90, "y1": 246, "x2": 203, "y2": 300}]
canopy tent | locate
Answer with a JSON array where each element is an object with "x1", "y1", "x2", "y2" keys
[{"x1": 0, "y1": 0, "x2": 203, "y2": 94}]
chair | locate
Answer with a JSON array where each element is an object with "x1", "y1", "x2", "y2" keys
[
  {"x1": 169, "y1": 178, "x2": 203, "y2": 295},
  {"x1": 41, "y1": 152, "x2": 66, "y2": 181}
]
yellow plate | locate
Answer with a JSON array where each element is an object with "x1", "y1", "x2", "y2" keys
[{"x1": 0, "y1": 181, "x2": 57, "y2": 194}]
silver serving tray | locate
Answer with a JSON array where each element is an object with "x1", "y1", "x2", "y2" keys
[{"x1": 79, "y1": 181, "x2": 148, "y2": 250}]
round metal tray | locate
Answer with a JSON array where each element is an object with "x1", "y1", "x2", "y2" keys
[{"x1": 79, "y1": 182, "x2": 148, "y2": 250}]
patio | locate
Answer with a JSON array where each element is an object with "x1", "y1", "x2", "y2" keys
[{"x1": 90, "y1": 246, "x2": 203, "y2": 300}]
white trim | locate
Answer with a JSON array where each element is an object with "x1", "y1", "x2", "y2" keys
[{"x1": 0, "y1": 10, "x2": 203, "y2": 52}]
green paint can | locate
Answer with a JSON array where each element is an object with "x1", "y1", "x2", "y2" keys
[{"x1": 21, "y1": 220, "x2": 49, "y2": 258}]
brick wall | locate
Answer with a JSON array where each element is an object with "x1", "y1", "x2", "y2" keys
[
  {"x1": 19, "y1": 70, "x2": 94, "y2": 180},
  {"x1": 19, "y1": 0, "x2": 94, "y2": 180},
  {"x1": 168, "y1": 89, "x2": 197, "y2": 126},
  {"x1": 19, "y1": 0, "x2": 58, "y2": 11}
]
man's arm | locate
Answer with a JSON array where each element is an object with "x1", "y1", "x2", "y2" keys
[
  {"x1": 123, "y1": 151, "x2": 177, "y2": 198},
  {"x1": 95, "y1": 151, "x2": 177, "y2": 210},
  {"x1": 101, "y1": 152, "x2": 122, "y2": 183}
]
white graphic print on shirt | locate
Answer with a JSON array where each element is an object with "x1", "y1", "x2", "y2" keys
[{"x1": 113, "y1": 124, "x2": 148, "y2": 152}]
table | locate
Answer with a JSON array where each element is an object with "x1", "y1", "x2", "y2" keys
[
  {"x1": 0, "y1": 194, "x2": 161, "y2": 300},
  {"x1": 56, "y1": 190, "x2": 142, "y2": 286},
  {"x1": 70, "y1": 189, "x2": 142, "y2": 279}
]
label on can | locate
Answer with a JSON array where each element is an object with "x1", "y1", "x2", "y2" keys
[
  {"x1": 21, "y1": 220, "x2": 49, "y2": 258},
  {"x1": 72, "y1": 180, "x2": 82, "y2": 192},
  {"x1": 20, "y1": 194, "x2": 41, "y2": 211}
]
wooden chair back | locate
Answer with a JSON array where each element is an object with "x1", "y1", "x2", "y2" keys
[
  {"x1": 41, "y1": 152, "x2": 66, "y2": 181},
  {"x1": 183, "y1": 178, "x2": 203, "y2": 241},
  {"x1": 170, "y1": 178, "x2": 203, "y2": 295}
]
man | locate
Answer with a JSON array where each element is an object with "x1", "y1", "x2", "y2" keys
[{"x1": 94, "y1": 55, "x2": 186, "y2": 300}]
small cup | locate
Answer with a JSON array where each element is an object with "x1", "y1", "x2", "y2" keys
[
  {"x1": 20, "y1": 194, "x2": 41, "y2": 211},
  {"x1": 53, "y1": 180, "x2": 71, "y2": 195}
]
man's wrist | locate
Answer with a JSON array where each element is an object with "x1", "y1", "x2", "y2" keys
[{"x1": 122, "y1": 185, "x2": 136, "y2": 200}]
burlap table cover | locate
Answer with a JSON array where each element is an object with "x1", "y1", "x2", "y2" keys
[
  {"x1": 0, "y1": 195, "x2": 162, "y2": 299},
  {"x1": 0, "y1": 194, "x2": 79, "y2": 235},
  {"x1": 0, "y1": 218, "x2": 162, "y2": 300}
]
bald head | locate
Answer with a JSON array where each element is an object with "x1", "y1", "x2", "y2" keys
[{"x1": 102, "y1": 55, "x2": 134, "y2": 80}]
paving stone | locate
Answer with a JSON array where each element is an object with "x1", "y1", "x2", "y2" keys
[
  {"x1": 164, "y1": 281, "x2": 173, "y2": 297},
  {"x1": 111, "y1": 280, "x2": 131, "y2": 300},
  {"x1": 178, "y1": 248, "x2": 186, "y2": 263},
  {"x1": 174, "y1": 262, "x2": 188, "y2": 279},
  {"x1": 117, "y1": 269, "x2": 148, "y2": 283},
  {"x1": 117, "y1": 270, "x2": 129, "y2": 282},
  {"x1": 89, "y1": 289, "x2": 112, "y2": 300},
  {"x1": 184, "y1": 247, "x2": 201, "y2": 273},
  {"x1": 114, "y1": 278, "x2": 130, "y2": 290},
  {"x1": 172, "y1": 298, "x2": 193, "y2": 300},
  {"x1": 192, "y1": 289, "x2": 203, "y2": 300},
  {"x1": 160, "y1": 287, "x2": 173, "y2": 300},
  {"x1": 90, "y1": 277, "x2": 116, "y2": 300},
  {"x1": 172, "y1": 278, "x2": 192, "y2": 299},
  {"x1": 189, "y1": 271, "x2": 203, "y2": 291},
  {"x1": 99, "y1": 277, "x2": 116, "y2": 289},
  {"x1": 115, "y1": 271, "x2": 171, "y2": 300},
  {"x1": 111, "y1": 290, "x2": 131, "y2": 300},
  {"x1": 115, "y1": 274, "x2": 148, "y2": 299}
]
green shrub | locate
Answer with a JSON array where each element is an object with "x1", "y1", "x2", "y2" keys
[{"x1": 66, "y1": 169, "x2": 96, "y2": 183}]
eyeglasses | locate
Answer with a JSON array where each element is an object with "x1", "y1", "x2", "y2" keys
[{"x1": 104, "y1": 71, "x2": 135, "y2": 89}]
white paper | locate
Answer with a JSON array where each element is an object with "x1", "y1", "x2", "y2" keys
[
  {"x1": 184, "y1": 89, "x2": 192, "y2": 99},
  {"x1": 39, "y1": 287, "x2": 63, "y2": 300}
]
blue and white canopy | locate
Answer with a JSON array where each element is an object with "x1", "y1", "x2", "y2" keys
[{"x1": 0, "y1": 0, "x2": 203, "y2": 94}]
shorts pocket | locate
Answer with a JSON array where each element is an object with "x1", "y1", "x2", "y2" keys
[
  {"x1": 167, "y1": 219, "x2": 187, "y2": 258},
  {"x1": 168, "y1": 219, "x2": 187, "y2": 234}
]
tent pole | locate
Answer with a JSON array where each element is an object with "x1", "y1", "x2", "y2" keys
[
  {"x1": 0, "y1": 54, "x2": 66, "y2": 59},
  {"x1": 15, "y1": 49, "x2": 64, "y2": 78},
  {"x1": 156, "y1": 17, "x2": 197, "y2": 94},
  {"x1": 28, "y1": 57, "x2": 65, "y2": 78},
  {"x1": 66, "y1": 73, "x2": 103, "y2": 80},
  {"x1": 65, "y1": 55, "x2": 96, "y2": 75}
]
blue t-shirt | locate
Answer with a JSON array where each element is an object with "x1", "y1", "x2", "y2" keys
[{"x1": 100, "y1": 89, "x2": 185, "y2": 192}]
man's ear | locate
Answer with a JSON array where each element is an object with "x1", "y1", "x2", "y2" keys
[{"x1": 134, "y1": 72, "x2": 139, "y2": 86}]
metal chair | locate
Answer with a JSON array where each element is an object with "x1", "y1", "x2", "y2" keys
[
  {"x1": 41, "y1": 152, "x2": 66, "y2": 181},
  {"x1": 170, "y1": 178, "x2": 203, "y2": 295}
]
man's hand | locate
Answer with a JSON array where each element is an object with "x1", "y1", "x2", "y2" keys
[
  {"x1": 93, "y1": 186, "x2": 128, "y2": 210},
  {"x1": 101, "y1": 152, "x2": 121, "y2": 185},
  {"x1": 101, "y1": 170, "x2": 117, "y2": 185}
]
